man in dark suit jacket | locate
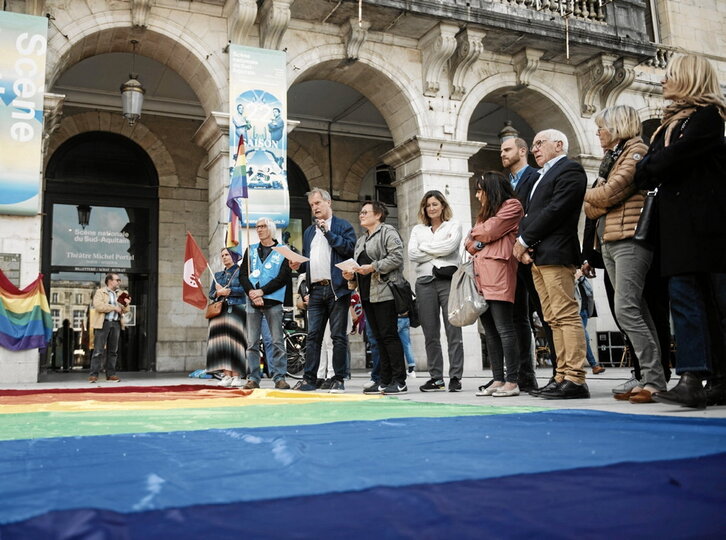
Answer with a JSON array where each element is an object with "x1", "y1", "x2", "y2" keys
[
  {"x1": 289, "y1": 188, "x2": 356, "y2": 393},
  {"x1": 514, "y1": 129, "x2": 589, "y2": 399}
]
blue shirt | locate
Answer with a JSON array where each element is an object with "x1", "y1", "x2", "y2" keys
[{"x1": 509, "y1": 165, "x2": 529, "y2": 191}]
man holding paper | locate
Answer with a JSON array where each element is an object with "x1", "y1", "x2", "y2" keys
[{"x1": 289, "y1": 188, "x2": 356, "y2": 393}]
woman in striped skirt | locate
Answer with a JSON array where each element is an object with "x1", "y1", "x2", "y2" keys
[{"x1": 206, "y1": 248, "x2": 247, "y2": 387}]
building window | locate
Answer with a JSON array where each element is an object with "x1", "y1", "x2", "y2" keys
[
  {"x1": 51, "y1": 292, "x2": 59, "y2": 304},
  {"x1": 73, "y1": 310, "x2": 86, "y2": 330},
  {"x1": 645, "y1": 0, "x2": 660, "y2": 43},
  {"x1": 375, "y1": 164, "x2": 396, "y2": 207},
  {"x1": 51, "y1": 309, "x2": 61, "y2": 329}
]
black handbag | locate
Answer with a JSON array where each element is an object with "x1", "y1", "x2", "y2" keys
[
  {"x1": 432, "y1": 265, "x2": 457, "y2": 280},
  {"x1": 386, "y1": 277, "x2": 420, "y2": 328},
  {"x1": 633, "y1": 188, "x2": 658, "y2": 245}
]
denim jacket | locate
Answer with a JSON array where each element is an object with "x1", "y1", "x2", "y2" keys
[{"x1": 208, "y1": 266, "x2": 245, "y2": 306}]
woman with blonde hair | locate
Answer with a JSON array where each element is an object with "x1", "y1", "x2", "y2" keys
[
  {"x1": 584, "y1": 105, "x2": 666, "y2": 404},
  {"x1": 635, "y1": 54, "x2": 726, "y2": 408},
  {"x1": 408, "y1": 190, "x2": 464, "y2": 392}
]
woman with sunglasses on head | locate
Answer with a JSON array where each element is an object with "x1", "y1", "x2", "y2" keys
[
  {"x1": 635, "y1": 54, "x2": 726, "y2": 409},
  {"x1": 466, "y1": 172, "x2": 524, "y2": 397},
  {"x1": 583, "y1": 104, "x2": 666, "y2": 404},
  {"x1": 408, "y1": 190, "x2": 464, "y2": 392}
]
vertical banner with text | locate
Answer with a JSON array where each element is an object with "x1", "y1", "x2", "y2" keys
[
  {"x1": 0, "y1": 11, "x2": 47, "y2": 216},
  {"x1": 229, "y1": 45, "x2": 289, "y2": 231}
]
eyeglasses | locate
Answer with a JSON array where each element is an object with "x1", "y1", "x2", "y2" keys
[
  {"x1": 359, "y1": 210, "x2": 371, "y2": 215},
  {"x1": 530, "y1": 139, "x2": 549, "y2": 152}
]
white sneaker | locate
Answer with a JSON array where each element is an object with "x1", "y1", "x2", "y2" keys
[
  {"x1": 407, "y1": 366, "x2": 417, "y2": 378},
  {"x1": 229, "y1": 376, "x2": 243, "y2": 387},
  {"x1": 218, "y1": 375, "x2": 233, "y2": 387},
  {"x1": 363, "y1": 379, "x2": 377, "y2": 390},
  {"x1": 612, "y1": 377, "x2": 641, "y2": 395}
]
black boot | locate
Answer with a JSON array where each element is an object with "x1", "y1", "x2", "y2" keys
[
  {"x1": 653, "y1": 372, "x2": 707, "y2": 409},
  {"x1": 705, "y1": 378, "x2": 726, "y2": 406}
]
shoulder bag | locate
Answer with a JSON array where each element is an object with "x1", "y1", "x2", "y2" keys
[
  {"x1": 386, "y1": 277, "x2": 420, "y2": 328},
  {"x1": 205, "y1": 266, "x2": 239, "y2": 319},
  {"x1": 633, "y1": 188, "x2": 658, "y2": 245},
  {"x1": 448, "y1": 254, "x2": 488, "y2": 327}
]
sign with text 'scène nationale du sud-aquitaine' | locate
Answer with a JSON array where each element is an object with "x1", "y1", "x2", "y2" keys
[{"x1": 0, "y1": 11, "x2": 47, "y2": 216}]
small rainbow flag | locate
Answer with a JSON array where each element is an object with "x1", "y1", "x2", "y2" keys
[{"x1": 0, "y1": 269, "x2": 52, "y2": 351}]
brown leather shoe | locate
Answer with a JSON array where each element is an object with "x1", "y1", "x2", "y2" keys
[
  {"x1": 275, "y1": 379, "x2": 291, "y2": 390},
  {"x1": 629, "y1": 389, "x2": 656, "y2": 404},
  {"x1": 592, "y1": 365, "x2": 606, "y2": 375},
  {"x1": 106, "y1": 375, "x2": 121, "y2": 382},
  {"x1": 614, "y1": 390, "x2": 636, "y2": 400},
  {"x1": 243, "y1": 380, "x2": 260, "y2": 390},
  {"x1": 88, "y1": 376, "x2": 98, "y2": 383}
]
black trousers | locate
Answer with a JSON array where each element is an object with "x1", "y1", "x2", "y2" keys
[{"x1": 363, "y1": 299, "x2": 406, "y2": 386}]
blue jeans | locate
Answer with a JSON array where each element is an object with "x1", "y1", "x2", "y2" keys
[
  {"x1": 397, "y1": 317, "x2": 416, "y2": 368},
  {"x1": 579, "y1": 308, "x2": 598, "y2": 367},
  {"x1": 304, "y1": 285, "x2": 350, "y2": 383},
  {"x1": 366, "y1": 322, "x2": 381, "y2": 383},
  {"x1": 246, "y1": 304, "x2": 287, "y2": 382},
  {"x1": 669, "y1": 273, "x2": 726, "y2": 376}
]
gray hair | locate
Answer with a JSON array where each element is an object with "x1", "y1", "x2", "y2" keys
[
  {"x1": 538, "y1": 129, "x2": 569, "y2": 153},
  {"x1": 306, "y1": 187, "x2": 331, "y2": 202},
  {"x1": 595, "y1": 105, "x2": 642, "y2": 141},
  {"x1": 257, "y1": 217, "x2": 277, "y2": 239}
]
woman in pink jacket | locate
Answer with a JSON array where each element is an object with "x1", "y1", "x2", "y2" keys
[{"x1": 465, "y1": 171, "x2": 524, "y2": 397}]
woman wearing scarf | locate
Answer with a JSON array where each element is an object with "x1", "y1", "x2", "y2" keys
[
  {"x1": 583, "y1": 105, "x2": 666, "y2": 404},
  {"x1": 635, "y1": 54, "x2": 726, "y2": 409}
]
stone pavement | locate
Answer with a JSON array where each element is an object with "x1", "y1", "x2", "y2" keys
[{"x1": 9, "y1": 366, "x2": 725, "y2": 419}]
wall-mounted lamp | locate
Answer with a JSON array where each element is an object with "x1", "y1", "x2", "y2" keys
[
  {"x1": 120, "y1": 40, "x2": 145, "y2": 126},
  {"x1": 498, "y1": 94, "x2": 520, "y2": 144},
  {"x1": 76, "y1": 204, "x2": 92, "y2": 229}
]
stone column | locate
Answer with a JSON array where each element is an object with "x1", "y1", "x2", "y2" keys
[
  {"x1": 382, "y1": 137, "x2": 489, "y2": 378},
  {"x1": 192, "y1": 112, "x2": 231, "y2": 252}
]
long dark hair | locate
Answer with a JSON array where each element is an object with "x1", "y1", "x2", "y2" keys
[{"x1": 474, "y1": 171, "x2": 516, "y2": 223}]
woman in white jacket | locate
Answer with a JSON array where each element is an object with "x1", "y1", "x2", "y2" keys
[{"x1": 408, "y1": 190, "x2": 464, "y2": 392}]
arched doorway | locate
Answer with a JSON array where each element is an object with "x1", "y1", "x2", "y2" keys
[{"x1": 43, "y1": 132, "x2": 159, "y2": 373}]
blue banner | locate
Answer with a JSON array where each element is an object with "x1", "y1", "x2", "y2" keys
[
  {"x1": 0, "y1": 11, "x2": 47, "y2": 216},
  {"x1": 229, "y1": 45, "x2": 288, "y2": 229}
]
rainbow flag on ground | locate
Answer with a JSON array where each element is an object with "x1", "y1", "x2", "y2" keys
[
  {"x1": 0, "y1": 385, "x2": 724, "y2": 537},
  {"x1": 0, "y1": 269, "x2": 52, "y2": 351}
]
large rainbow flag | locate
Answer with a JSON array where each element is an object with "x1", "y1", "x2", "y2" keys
[
  {"x1": 0, "y1": 384, "x2": 725, "y2": 538},
  {"x1": 0, "y1": 269, "x2": 52, "y2": 351}
]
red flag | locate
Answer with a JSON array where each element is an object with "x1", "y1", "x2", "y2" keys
[{"x1": 183, "y1": 232, "x2": 208, "y2": 310}]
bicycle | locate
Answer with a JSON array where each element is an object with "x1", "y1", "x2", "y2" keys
[{"x1": 257, "y1": 310, "x2": 306, "y2": 379}]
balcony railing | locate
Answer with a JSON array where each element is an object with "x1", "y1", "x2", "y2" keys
[{"x1": 495, "y1": 0, "x2": 606, "y2": 23}]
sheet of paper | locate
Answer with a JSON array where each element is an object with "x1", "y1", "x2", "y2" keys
[
  {"x1": 335, "y1": 259, "x2": 360, "y2": 273},
  {"x1": 272, "y1": 245, "x2": 309, "y2": 263}
]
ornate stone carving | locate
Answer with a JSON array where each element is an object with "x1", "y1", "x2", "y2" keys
[
  {"x1": 603, "y1": 57, "x2": 638, "y2": 108},
  {"x1": 418, "y1": 22, "x2": 458, "y2": 97},
  {"x1": 512, "y1": 47, "x2": 545, "y2": 88},
  {"x1": 259, "y1": 0, "x2": 292, "y2": 51},
  {"x1": 344, "y1": 18, "x2": 371, "y2": 62},
  {"x1": 131, "y1": 0, "x2": 154, "y2": 28},
  {"x1": 42, "y1": 93, "x2": 65, "y2": 155},
  {"x1": 449, "y1": 28, "x2": 485, "y2": 101},
  {"x1": 577, "y1": 53, "x2": 618, "y2": 117},
  {"x1": 224, "y1": 0, "x2": 258, "y2": 45}
]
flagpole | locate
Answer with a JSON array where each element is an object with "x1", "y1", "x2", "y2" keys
[{"x1": 245, "y1": 197, "x2": 251, "y2": 278}]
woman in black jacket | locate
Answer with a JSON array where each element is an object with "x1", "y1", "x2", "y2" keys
[{"x1": 635, "y1": 54, "x2": 726, "y2": 408}]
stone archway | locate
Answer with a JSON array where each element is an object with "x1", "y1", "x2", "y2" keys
[
  {"x1": 457, "y1": 73, "x2": 592, "y2": 158},
  {"x1": 288, "y1": 47, "x2": 426, "y2": 145},
  {"x1": 45, "y1": 112, "x2": 178, "y2": 185},
  {"x1": 47, "y1": 26, "x2": 226, "y2": 115}
]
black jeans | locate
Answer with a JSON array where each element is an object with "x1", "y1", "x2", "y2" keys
[
  {"x1": 363, "y1": 299, "x2": 406, "y2": 386},
  {"x1": 303, "y1": 284, "x2": 350, "y2": 383},
  {"x1": 480, "y1": 300, "x2": 520, "y2": 384}
]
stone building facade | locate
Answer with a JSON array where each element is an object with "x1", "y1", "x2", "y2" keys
[{"x1": 0, "y1": 0, "x2": 723, "y2": 382}]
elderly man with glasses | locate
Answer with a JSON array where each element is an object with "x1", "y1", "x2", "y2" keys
[{"x1": 513, "y1": 129, "x2": 589, "y2": 399}]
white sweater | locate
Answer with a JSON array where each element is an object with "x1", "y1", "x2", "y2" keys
[{"x1": 408, "y1": 219, "x2": 463, "y2": 281}]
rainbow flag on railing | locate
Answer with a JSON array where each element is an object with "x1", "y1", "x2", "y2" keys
[{"x1": 0, "y1": 269, "x2": 52, "y2": 351}]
